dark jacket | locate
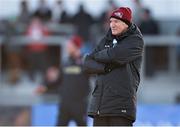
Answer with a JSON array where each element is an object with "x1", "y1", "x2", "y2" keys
[
  {"x1": 60, "y1": 57, "x2": 90, "y2": 105},
  {"x1": 83, "y1": 24, "x2": 144, "y2": 122}
]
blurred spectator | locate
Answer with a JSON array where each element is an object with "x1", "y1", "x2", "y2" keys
[
  {"x1": 17, "y1": 0, "x2": 31, "y2": 24},
  {"x1": 25, "y1": 16, "x2": 50, "y2": 81},
  {"x1": 58, "y1": 8, "x2": 71, "y2": 24},
  {"x1": 34, "y1": 0, "x2": 52, "y2": 22},
  {"x1": 139, "y1": 8, "x2": 160, "y2": 77},
  {"x1": 1, "y1": 20, "x2": 23, "y2": 84},
  {"x1": 98, "y1": 0, "x2": 118, "y2": 33},
  {"x1": 52, "y1": 0, "x2": 71, "y2": 24},
  {"x1": 56, "y1": 35, "x2": 90, "y2": 126},
  {"x1": 35, "y1": 65, "x2": 62, "y2": 94},
  {"x1": 71, "y1": 4, "x2": 94, "y2": 42},
  {"x1": 52, "y1": 0, "x2": 63, "y2": 22},
  {"x1": 132, "y1": 0, "x2": 144, "y2": 26},
  {"x1": 139, "y1": 8, "x2": 159, "y2": 35}
]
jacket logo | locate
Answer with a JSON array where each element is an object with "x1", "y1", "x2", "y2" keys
[
  {"x1": 121, "y1": 109, "x2": 127, "y2": 113},
  {"x1": 105, "y1": 45, "x2": 110, "y2": 48},
  {"x1": 112, "y1": 39, "x2": 117, "y2": 47},
  {"x1": 64, "y1": 66, "x2": 81, "y2": 74},
  {"x1": 114, "y1": 12, "x2": 123, "y2": 18}
]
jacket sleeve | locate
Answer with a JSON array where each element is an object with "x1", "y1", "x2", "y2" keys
[
  {"x1": 93, "y1": 35, "x2": 144, "y2": 65},
  {"x1": 88, "y1": 37, "x2": 106, "y2": 57},
  {"x1": 82, "y1": 55, "x2": 105, "y2": 74}
]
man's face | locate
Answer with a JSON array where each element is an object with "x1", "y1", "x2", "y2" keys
[
  {"x1": 66, "y1": 41, "x2": 77, "y2": 56},
  {"x1": 66, "y1": 41, "x2": 80, "y2": 58},
  {"x1": 110, "y1": 18, "x2": 128, "y2": 36}
]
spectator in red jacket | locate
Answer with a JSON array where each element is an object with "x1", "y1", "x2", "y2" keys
[{"x1": 25, "y1": 16, "x2": 50, "y2": 81}]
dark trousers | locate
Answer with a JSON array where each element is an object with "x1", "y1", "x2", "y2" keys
[
  {"x1": 93, "y1": 116, "x2": 133, "y2": 126},
  {"x1": 56, "y1": 103, "x2": 87, "y2": 126}
]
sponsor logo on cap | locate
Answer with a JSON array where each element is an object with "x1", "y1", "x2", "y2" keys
[{"x1": 114, "y1": 12, "x2": 123, "y2": 18}]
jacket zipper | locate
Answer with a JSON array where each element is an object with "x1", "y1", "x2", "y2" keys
[
  {"x1": 97, "y1": 110, "x2": 100, "y2": 115},
  {"x1": 96, "y1": 78, "x2": 104, "y2": 116}
]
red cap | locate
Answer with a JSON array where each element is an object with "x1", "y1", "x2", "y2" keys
[
  {"x1": 71, "y1": 35, "x2": 83, "y2": 48},
  {"x1": 110, "y1": 7, "x2": 132, "y2": 25}
]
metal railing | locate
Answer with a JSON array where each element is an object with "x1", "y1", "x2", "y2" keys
[
  {"x1": 1, "y1": 35, "x2": 180, "y2": 73},
  {"x1": 0, "y1": 35, "x2": 180, "y2": 105},
  {"x1": 144, "y1": 35, "x2": 180, "y2": 75}
]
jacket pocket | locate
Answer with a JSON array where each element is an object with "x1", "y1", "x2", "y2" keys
[{"x1": 104, "y1": 83, "x2": 132, "y2": 98}]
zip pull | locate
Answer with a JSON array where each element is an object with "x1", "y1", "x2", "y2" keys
[
  {"x1": 97, "y1": 110, "x2": 100, "y2": 115},
  {"x1": 113, "y1": 39, "x2": 117, "y2": 47}
]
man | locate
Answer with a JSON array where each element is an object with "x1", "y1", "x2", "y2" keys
[
  {"x1": 56, "y1": 35, "x2": 90, "y2": 126},
  {"x1": 83, "y1": 7, "x2": 144, "y2": 126},
  {"x1": 72, "y1": 4, "x2": 94, "y2": 42},
  {"x1": 139, "y1": 8, "x2": 160, "y2": 77},
  {"x1": 35, "y1": 35, "x2": 90, "y2": 126},
  {"x1": 26, "y1": 16, "x2": 50, "y2": 81}
]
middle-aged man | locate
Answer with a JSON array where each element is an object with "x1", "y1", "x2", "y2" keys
[{"x1": 83, "y1": 7, "x2": 144, "y2": 126}]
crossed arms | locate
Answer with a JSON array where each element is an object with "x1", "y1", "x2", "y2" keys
[{"x1": 83, "y1": 35, "x2": 144, "y2": 74}]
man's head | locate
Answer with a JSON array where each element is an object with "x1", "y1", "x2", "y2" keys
[
  {"x1": 141, "y1": 8, "x2": 151, "y2": 21},
  {"x1": 110, "y1": 7, "x2": 132, "y2": 36},
  {"x1": 66, "y1": 35, "x2": 83, "y2": 58}
]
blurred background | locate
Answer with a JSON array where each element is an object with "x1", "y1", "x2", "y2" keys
[{"x1": 0, "y1": 0, "x2": 180, "y2": 126}]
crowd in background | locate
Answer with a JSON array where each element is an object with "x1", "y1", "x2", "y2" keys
[
  {"x1": 2, "y1": 0, "x2": 180, "y2": 79},
  {"x1": 1, "y1": 0, "x2": 168, "y2": 83}
]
